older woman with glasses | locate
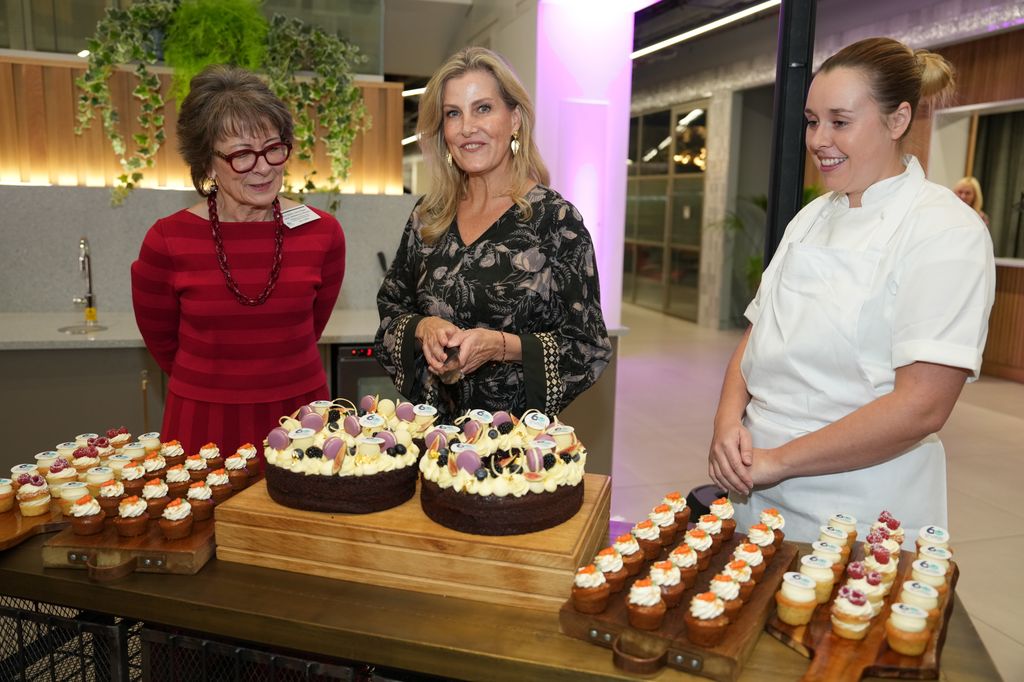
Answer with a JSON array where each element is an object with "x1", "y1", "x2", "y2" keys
[{"x1": 131, "y1": 64, "x2": 345, "y2": 462}]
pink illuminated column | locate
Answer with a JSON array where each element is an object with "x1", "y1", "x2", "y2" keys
[{"x1": 534, "y1": 0, "x2": 656, "y2": 329}]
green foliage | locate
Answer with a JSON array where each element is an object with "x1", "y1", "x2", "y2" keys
[{"x1": 164, "y1": 0, "x2": 267, "y2": 104}]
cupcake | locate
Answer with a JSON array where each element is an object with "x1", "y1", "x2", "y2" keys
[
  {"x1": 184, "y1": 455, "x2": 209, "y2": 482},
  {"x1": 34, "y1": 450, "x2": 60, "y2": 474},
  {"x1": 55, "y1": 441, "x2": 78, "y2": 460},
  {"x1": 571, "y1": 564, "x2": 610, "y2": 614},
  {"x1": 0, "y1": 478, "x2": 13, "y2": 513},
  {"x1": 830, "y1": 586, "x2": 873, "y2": 640},
  {"x1": 819, "y1": 524, "x2": 851, "y2": 561},
  {"x1": 627, "y1": 579, "x2": 666, "y2": 630},
  {"x1": 44, "y1": 458, "x2": 77, "y2": 497},
  {"x1": 898, "y1": 580, "x2": 941, "y2": 628},
  {"x1": 662, "y1": 491, "x2": 690, "y2": 527},
  {"x1": 799, "y1": 554, "x2": 836, "y2": 604},
  {"x1": 760, "y1": 508, "x2": 785, "y2": 547},
  {"x1": 71, "y1": 447, "x2": 100, "y2": 480},
  {"x1": 631, "y1": 519, "x2": 662, "y2": 560},
  {"x1": 910, "y1": 559, "x2": 949, "y2": 597},
  {"x1": 697, "y1": 514, "x2": 724, "y2": 553},
  {"x1": 75, "y1": 432, "x2": 99, "y2": 448},
  {"x1": 774, "y1": 572, "x2": 817, "y2": 626},
  {"x1": 593, "y1": 547, "x2": 629, "y2": 593},
  {"x1": 236, "y1": 443, "x2": 261, "y2": 475},
  {"x1": 864, "y1": 545, "x2": 898, "y2": 594},
  {"x1": 723, "y1": 559, "x2": 755, "y2": 601},
  {"x1": 59, "y1": 481, "x2": 90, "y2": 515},
  {"x1": 885, "y1": 603, "x2": 931, "y2": 656},
  {"x1": 199, "y1": 442, "x2": 224, "y2": 471},
  {"x1": 873, "y1": 511, "x2": 905, "y2": 546},
  {"x1": 142, "y1": 478, "x2": 171, "y2": 519},
  {"x1": 917, "y1": 546, "x2": 953, "y2": 576},
  {"x1": 709, "y1": 574, "x2": 742, "y2": 620},
  {"x1": 746, "y1": 524, "x2": 776, "y2": 563},
  {"x1": 667, "y1": 544, "x2": 699, "y2": 589},
  {"x1": 867, "y1": 529, "x2": 902, "y2": 568},
  {"x1": 106, "y1": 426, "x2": 132, "y2": 452},
  {"x1": 120, "y1": 442, "x2": 146, "y2": 462},
  {"x1": 16, "y1": 476, "x2": 51, "y2": 517},
  {"x1": 811, "y1": 541, "x2": 846, "y2": 581},
  {"x1": 159, "y1": 439, "x2": 185, "y2": 467},
  {"x1": 11, "y1": 463, "x2": 40, "y2": 486},
  {"x1": 137, "y1": 431, "x2": 161, "y2": 453},
  {"x1": 97, "y1": 479, "x2": 125, "y2": 516},
  {"x1": 120, "y1": 463, "x2": 146, "y2": 496},
  {"x1": 106, "y1": 454, "x2": 134, "y2": 479},
  {"x1": 709, "y1": 498, "x2": 736, "y2": 541},
  {"x1": 91, "y1": 436, "x2": 114, "y2": 460},
  {"x1": 69, "y1": 495, "x2": 105, "y2": 535},
  {"x1": 224, "y1": 454, "x2": 250, "y2": 492},
  {"x1": 685, "y1": 593, "x2": 729, "y2": 647},
  {"x1": 650, "y1": 561, "x2": 685, "y2": 608},
  {"x1": 829, "y1": 512, "x2": 858, "y2": 545},
  {"x1": 648, "y1": 504, "x2": 679, "y2": 545},
  {"x1": 733, "y1": 542, "x2": 766, "y2": 581},
  {"x1": 85, "y1": 466, "x2": 115, "y2": 497},
  {"x1": 141, "y1": 452, "x2": 167, "y2": 480},
  {"x1": 159, "y1": 498, "x2": 194, "y2": 540},
  {"x1": 164, "y1": 465, "x2": 191, "y2": 498},
  {"x1": 683, "y1": 528, "x2": 713, "y2": 571},
  {"x1": 613, "y1": 533, "x2": 645, "y2": 576},
  {"x1": 114, "y1": 496, "x2": 149, "y2": 537},
  {"x1": 187, "y1": 481, "x2": 215, "y2": 521},
  {"x1": 206, "y1": 469, "x2": 233, "y2": 504},
  {"x1": 916, "y1": 525, "x2": 950, "y2": 553},
  {"x1": 845, "y1": 562, "x2": 885, "y2": 616}
]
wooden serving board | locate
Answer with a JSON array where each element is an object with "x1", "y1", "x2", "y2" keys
[
  {"x1": 559, "y1": 535, "x2": 799, "y2": 681},
  {"x1": 0, "y1": 499, "x2": 68, "y2": 551},
  {"x1": 42, "y1": 517, "x2": 216, "y2": 580},
  {"x1": 215, "y1": 474, "x2": 611, "y2": 612},
  {"x1": 765, "y1": 547, "x2": 959, "y2": 681}
]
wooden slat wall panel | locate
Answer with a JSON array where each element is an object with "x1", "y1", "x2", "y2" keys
[
  {"x1": 0, "y1": 55, "x2": 402, "y2": 195},
  {"x1": 983, "y1": 266, "x2": 1024, "y2": 382}
]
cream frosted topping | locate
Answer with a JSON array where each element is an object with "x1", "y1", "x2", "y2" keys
[
  {"x1": 819, "y1": 525, "x2": 849, "y2": 545},
  {"x1": 160, "y1": 442, "x2": 184, "y2": 458},
  {"x1": 99, "y1": 481, "x2": 124, "y2": 498},
  {"x1": 832, "y1": 592, "x2": 872, "y2": 618},
  {"x1": 650, "y1": 561, "x2": 681, "y2": 587},
  {"x1": 200, "y1": 445, "x2": 220, "y2": 459},
  {"x1": 734, "y1": 544, "x2": 763, "y2": 566},
  {"x1": 187, "y1": 483, "x2": 212, "y2": 501},
  {"x1": 71, "y1": 497, "x2": 101, "y2": 517},
  {"x1": 594, "y1": 549, "x2": 624, "y2": 574},
  {"x1": 662, "y1": 493, "x2": 688, "y2": 514},
  {"x1": 830, "y1": 614, "x2": 871, "y2": 633},
  {"x1": 95, "y1": 446, "x2": 114, "y2": 457},
  {"x1": 72, "y1": 456, "x2": 98, "y2": 468},
  {"x1": 684, "y1": 530, "x2": 712, "y2": 552},
  {"x1": 628, "y1": 581, "x2": 662, "y2": 607},
  {"x1": 879, "y1": 538, "x2": 901, "y2": 557},
  {"x1": 846, "y1": 577, "x2": 882, "y2": 600},
  {"x1": 118, "y1": 498, "x2": 147, "y2": 518},
  {"x1": 689, "y1": 593, "x2": 724, "y2": 620},
  {"x1": 86, "y1": 467, "x2": 114, "y2": 484},
  {"x1": 224, "y1": 455, "x2": 246, "y2": 471},
  {"x1": 669, "y1": 545, "x2": 698, "y2": 569},
  {"x1": 206, "y1": 471, "x2": 229, "y2": 486},
  {"x1": 162, "y1": 499, "x2": 192, "y2": 521},
  {"x1": 60, "y1": 482, "x2": 88, "y2": 500},
  {"x1": 165, "y1": 466, "x2": 190, "y2": 484},
  {"x1": 873, "y1": 521, "x2": 904, "y2": 542},
  {"x1": 724, "y1": 560, "x2": 752, "y2": 583},
  {"x1": 614, "y1": 535, "x2": 641, "y2": 557},
  {"x1": 76, "y1": 433, "x2": 99, "y2": 446},
  {"x1": 632, "y1": 521, "x2": 661, "y2": 542},
  {"x1": 184, "y1": 457, "x2": 207, "y2": 471},
  {"x1": 143, "y1": 480, "x2": 168, "y2": 499},
  {"x1": 780, "y1": 572, "x2": 816, "y2": 602},
  {"x1": 900, "y1": 581, "x2": 939, "y2": 608},
  {"x1": 17, "y1": 482, "x2": 48, "y2": 498},
  {"x1": 710, "y1": 498, "x2": 734, "y2": 520},
  {"x1": 812, "y1": 541, "x2": 843, "y2": 564},
  {"x1": 709, "y1": 575, "x2": 740, "y2": 601},
  {"x1": 800, "y1": 554, "x2": 834, "y2": 582},
  {"x1": 697, "y1": 514, "x2": 722, "y2": 535},
  {"x1": 917, "y1": 525, "x2": 949, "y2": 547},
  {"x1": 109, "y1": 433, "x2": 132, "y2": 447},
  {"x1": 121, "y1": 464, "x2": 145, "y2": 481},
  {"x1": 574, "y1": 565, "x2": 606, "y2": 589},
  {"x1": 865, "y1": 555, "x2": 897, "y2": 576},
  {"x1": 236, "y1": 444, "x2": 258, "y2": 460},
  {"x1": 889, "y1": 603, "x2": 928, "y2": 632},
  {"x1": 648, "y1": 506, "x2": 675, "y2": 527},
  {"x1": 747, "y1": 525, "x2": 774, "y2": 547},
  {"x1": 142, "y1": 455, "x2": 166, "y2": 472},
  {"x1": 47, "y1": 468, "x2": 77, "y2": 482},
  {"x1": 760, "y1": 509, "x2": 784, "y2": 530}
]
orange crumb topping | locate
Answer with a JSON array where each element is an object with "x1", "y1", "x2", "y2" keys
[
  {"x1": 672, "y1": 544, "x2": 694, "y2": 554},
  {"x1": 700, "y1": 514, "x2": 720, "y2": 523},
  {"x1": 597, "y1": 547, "x2": 617, "y2": 557},
  {"x1": 188, "y1": 481, "x2": 206, "y2": 489},
  {"x1": 615, "y1": 534, "x2": 633, "y2": 544},
  {"x1": 165, "y1": 440, "x2": 179, "y2": 446},
  {"x1": 635, "y1": 520, "x2": 654, "y2": 529},
  {"x1": 122, "y1": 495, "x2": 140, "y2": 504},
  {"x1": 653, "y1": 503, "x2": 671, "y2": 514},
  {"x1": 577, "y1": 564, "x2": 597, "y2": 575},
  {"x1": 764, "y1": 508, "x2": 779, "y2": 516},
  {"x1": 186, "y1": 455, "x2": 202, "y2": 461},
  {"x1": 100, "y1": 480, "x2": 116, "y2": 488},
  {"x1": 653, "y1": 561, "x2": 673, "y2": 570},
  {"x1": 751, "y1": 523, "x2": 770, "y2": 531},
  {"x1": 202, "y1": 442, "x2": 217, "y2": 449},
  {"x1": 664, "y1": 491, "x2": 681, "y2": 501},
  {"x1": 75, "y1": 494, "x2": 92, "y2": 504},
  {"x1": 696, "y1": 592, "x2": 716, "y2": 602},
  {"x1": 168, "y1": 464, "x2": 184, "y2": 471},
  {"x1": 211, "y1": 468, "x2": 226, "y2": 476},
  {"x1": 237, "y1": 443, "x2": 253, "y2": 450},
  {"x1": 687, "y1": 529, "x2": 708, "y2": 539},
  {"x1": 740, "y1": 543, "x2": 758, "y2": 553},
  {"x1": 144, "y1": 478, "x2": 162, "y2": 487},
  {"x1": 144, "y1": 452, "x2": 159, "y2": 460},
  {"x1": 166, "y1": 498, "x2": 183, "y2": 508},
  {"x1": 712, "y1": 574, "x2": 734, "y2": 583},
  {"x1": 634, "y1": 579, "x2": 653, "y2": 588},
  {"x1": 713, "y1": 497, "x2": 729, "y2": 505},
  {"x1": 728, "y1": 560, "x2": 748, "y2": 570}
]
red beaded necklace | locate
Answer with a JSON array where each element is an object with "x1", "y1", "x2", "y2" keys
[{"x1": 207, "y1": 193, "x2": 285, "y2": 306}]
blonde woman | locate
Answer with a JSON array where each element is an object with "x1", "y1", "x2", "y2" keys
[
  {"x1": 953, "y1": 176, "x2": 989, "y2": 225},
  {"x1": 375, "y1": 47, "x2": 611, "y2": 420}
]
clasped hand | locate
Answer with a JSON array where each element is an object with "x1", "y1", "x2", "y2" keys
[
  {"x1": 415, "y1": 317, "x2": 502, "y2": 378},
  {"x1": 708, "y1": 421, "x2": 781, "y2": 495}
]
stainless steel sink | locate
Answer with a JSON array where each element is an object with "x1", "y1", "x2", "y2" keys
[{"x1": 58, "y1": 322, "x2": 108, "y2": 334}]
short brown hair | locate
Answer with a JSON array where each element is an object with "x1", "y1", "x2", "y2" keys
[
  {"x1": 819, "y1": 37, "x2": 955, "y2": 140},
  {"x1": 176, "y1": 64, "x2": 294, "y2": 196}
]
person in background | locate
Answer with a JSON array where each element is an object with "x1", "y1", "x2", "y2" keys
[
  {"x1": 131, "y1": 65, "x2": 345, "y2": 459},
  {"x1": 707, "y1": 37, "x2": 995, "y2": 544},
  {"x1": 375, "y1": 47, "x2": 611, "y2": 422},
  {"x1": 953, "y1": 176, "x2": 990, "y2": 226}
]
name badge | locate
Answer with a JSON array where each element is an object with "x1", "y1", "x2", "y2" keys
[{"x1": 281, "y1": 204, "x2": 321, "y2": 228}]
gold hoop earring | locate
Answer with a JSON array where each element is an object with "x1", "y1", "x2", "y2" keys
[
  {"x1": 446, "y1": 151, "x2": 453, "y2": 167},
  {"x1": 510, "y1": 132, "x2": 520, "y2": 157}
]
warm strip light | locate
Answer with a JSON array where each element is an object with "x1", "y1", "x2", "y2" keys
[
  {"x1": 630, "y1": 0, "x2": 781, "y2": 59},
  {"x1": 77, "y1": 49, "x2": 90, "y2": 58},
  {"x1": 401, "y1": 134, "x2": 418, "y2": 146},
  {"x1": 402, "y1": 86, "x2": 426, "y2": 97}
]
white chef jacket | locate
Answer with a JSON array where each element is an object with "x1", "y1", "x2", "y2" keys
[{"x1": 733, "y1": 156, "x2": 995, "y2": 544}]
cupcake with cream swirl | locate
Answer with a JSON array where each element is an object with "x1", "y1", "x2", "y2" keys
[
  {"x1": 733, "y1": 542, "x2": 765, "y2": 581},
  {"x1": 697, "y1": 514, "x2": 724, "y2": 553},
  {"x1": 661, "y1": 491, "x2": 690, "y2": 527},
  {"x1": 159, "y1": 439, "x2": 185, "y2": 467},
  {"x1": 760, "y1": 508, "x2": 785, "y2": 547},
  {"x1": 593, "y1": 547, "x2": 628, "y2": 593},
  {"x1": 650, "y1": 560, "x2": 685, "y2": 607},
  {"x1": 710, "y1": 497, "x2": 736, "y2": 540},
  {"x1": 571, "y1": 564, "x2": 609, "y2": 614},
  {"x1": 685, "y1": 592, "x2": 728, "y2": 646},
  {"x1": 746, "y1": 523, "x2": 776, "y2": 563},
  {"x1": 668, "y1": 544, "x2": 699, "y2": 588},
  {"x1": 613, "y1": 533, "x2": 644, "y2": 576},
  {"x1": 648, "y1": 504, "x2": 679, "y2": 545},
  {"x1": 627, "y1": 579, "x2": 666, "y2": 630}
]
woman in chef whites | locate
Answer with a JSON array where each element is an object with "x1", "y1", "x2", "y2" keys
[{"x1": 707, "y1": 37, "x2": 995, "y2": 545}]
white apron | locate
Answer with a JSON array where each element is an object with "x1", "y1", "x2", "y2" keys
[{"x1": 734, "y1": 170, "x2": 947, "y2": 548}]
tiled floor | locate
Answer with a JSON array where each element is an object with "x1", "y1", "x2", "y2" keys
[{"x1": 610, "y1": 303, "x2": 1023, "y2": 681}]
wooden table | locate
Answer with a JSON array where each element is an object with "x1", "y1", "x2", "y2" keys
[{"x1": 0, "y1": 535, "x2": 1000, "y2": 681}]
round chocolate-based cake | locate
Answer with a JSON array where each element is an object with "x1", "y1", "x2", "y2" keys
[{"x1": 265, "y1": 462, "x2": 417, "y2": 514}]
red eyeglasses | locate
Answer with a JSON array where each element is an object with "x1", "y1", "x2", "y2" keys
[{"x1": 214, "y1": 142, "x2": 292, "y2": 173}]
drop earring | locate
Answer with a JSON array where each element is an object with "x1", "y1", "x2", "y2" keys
[
  {"x1": 510, "y1": 131, "x2": 520, "y2": 156},
  {"x1": 446, "y1": 151, "x2": 453, "y2": 167}
]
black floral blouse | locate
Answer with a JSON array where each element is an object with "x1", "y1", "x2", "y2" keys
[{"x1": 375, "y1": 185, "x2": 613, "y2": 422}]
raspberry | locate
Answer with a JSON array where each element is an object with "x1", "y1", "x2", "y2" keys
[
  {"x1": 866, "y1": 571, "x2": 882, "y2": 586},
  {"x1": 50, "y1": 459, "x2": 68, "y2": 472},
  {"x1": 871, "y1": 544, "x2": 890, "y2": 564},
  {"x1": 886, "y1": 517, "x2": 900, "y2": 531},
  {"x1": 118, "y1": 426, "x2": 129, "y2": 435},
  {"x1": 846, "y1": 587, "x2": 867, "y2": 606},
  {"x1": 29, "y1": 474, "x2": 45, "y2": 487},
  {"x1": 95, "y1": 437, "x2": 110, "y2": 448},
  {"x1": 106, "y1": 428, "x2": 118, "y2": 438},
  {"x1": 846, "y1": 562, "x2": 865, "y2": 580},
  {"x1": 16, "y1": 474, "x2": 31, "y2": 485},
  {"x1": 878, "y1": 510, "x2": 894, "y2": 523}
]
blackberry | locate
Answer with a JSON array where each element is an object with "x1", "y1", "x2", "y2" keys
[
  {"x1": 437, "y1": 453, "x2": 449, "y2": 466},
  {"x1": 328, "y1": 409, "x2": 341, "y2": 422},
  {"x1": 348, "y1": 446, "x2": 357, "y2": 456},
  {"x1": 327, "y1": 422, "x2": 339, "y2": 432},
  {"x1": 542, "y1": 453, "x2": 556, "y2": 470},
  {"x1": 394, "y1": 444, "x2": 407, "y2": 455},
  {"x1": 474, "y1": 467, "x2": 488, "y2": 481},
  {"x1": 438, "y1": 447, "x2": 449, "y2": 457},
  {"x1": 305, "y1": 446, "x2": 323, "y2": 459},
  {"x1": 493, "y1": 461, "x2": 504, "y2": 475},
  {"x1": 358, "y1": 409, "x2": 367, "y2": 417},
  {"x1": 507, "y1": 464, "x2": 523, "y2": 475},
  {"x1": 571, "y1": 453, "x2": 580, "y2": 462},
  {"x1": 560, "y1": 453, "x2": 572, "y2": 463},
  {"x1": 386, "y1": 447, "x2": 397, "y2": 456},
  {"x1": 497, "y1": 422, "x2": 514, "y2": 435},
  {"x1": 487, "y1": 429, "x2": 499, "y2": 439},
  {"x1": 293, "y1": 448, "x2": 305, "y2": 460}
]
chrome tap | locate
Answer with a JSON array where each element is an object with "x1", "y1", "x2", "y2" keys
[{"x1": 72, "y1": 237, "x2": 95, "y2": 310}]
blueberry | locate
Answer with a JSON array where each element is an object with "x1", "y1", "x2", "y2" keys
[
  {"x1": 305, "y1": 446, "x2": 323, "y2": 459},
  {"x1": 438, "y1": 447, "x2": 449, "y2": 457},
  {"x1": 348, "y1": 446, "x2": 357, "y2": 456},
  {"x1": 571, "y1": 453, "x2": 580, "y2": 462},
  {"x1": 294, "y1": 448, "x2": 305, "y2": 460},
  {"x1": 488, "y1": 429, "x2": 499, "y2": 439},
  {"x1": 394, "y1": 444, "x2": 407, "y2": 455},
  {"x1": 358, "y1": 409, "x2": 367, "y2": 417},
  {"x1": 328, "y1": 422, "x2": 339, "y2": 432},
  {"x1": 543, "y1": 453, "x2": 556, "y2": 470},
  {"x1": 474, "y1": 467, "x2": 488, "y2": 481},
  {"x1": 437, "y1": 453, "x2": 449, "y2": 466},
  {"x1": 386, "y1": 447, "x2": 397, "y2": 456},
  {"x1": 498, "y1": 422, "x2": 514, "y2": 435},
  {"x1": 560, "y1": 453, "x2": 572, "y2": 463},
  {"x1": 507, "y1": 464, "x2": 523, "y2": 475},
  {"x1": 328, "y1": 409, "x2": 341, "y2": 422}
]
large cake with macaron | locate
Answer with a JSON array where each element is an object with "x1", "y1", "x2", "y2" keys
[{"x1": 417, "y1": 408, "x2": 586, "y2": 535}]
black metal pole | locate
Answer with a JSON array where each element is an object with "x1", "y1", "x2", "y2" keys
[{"x1": 764, "y1": 0, "x2": 817, "y2": 266}]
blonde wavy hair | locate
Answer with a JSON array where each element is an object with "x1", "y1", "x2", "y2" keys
[
  {"x1": 953, "y1": 176, "x2": 984, "y2": 212},
  {"x1": 416, "y1": 47, "x2": 549, "y2": 244}
]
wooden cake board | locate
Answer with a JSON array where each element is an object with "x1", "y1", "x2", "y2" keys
[
  {"x1": 0, "y1": 499, "x2": 68, "y2": 551},
  {"x1": 559, "y1": 535, "x2": 799, "y2": 681},
  {"x1": 765, "y1": 547, "x2": 959, "y2": 681},
  {"x1": 214, "y1": 474, "x2": 611, "y2": 612}
]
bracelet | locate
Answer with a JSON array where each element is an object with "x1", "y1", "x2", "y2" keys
[{"x1": 499, "y1": 330, "x2": 506, "y2": 363}]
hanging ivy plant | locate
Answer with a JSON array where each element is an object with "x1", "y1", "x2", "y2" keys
[{"x1": 75, "y1": 0, "x2": 368, "y2": 206}]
